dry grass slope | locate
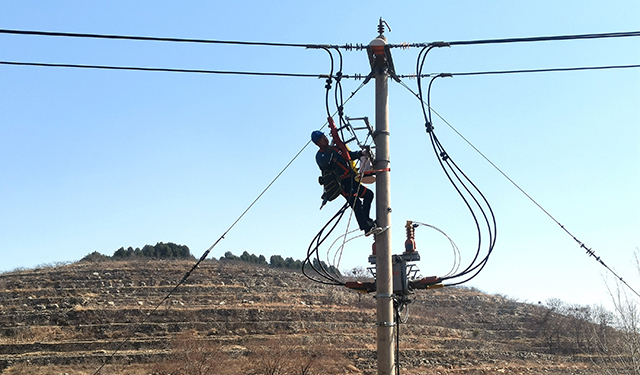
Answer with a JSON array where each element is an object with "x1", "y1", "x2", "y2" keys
[{"x1": 0, "y1": 259, "x2": 628, "y2": 374}]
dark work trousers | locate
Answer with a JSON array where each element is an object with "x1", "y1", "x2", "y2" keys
[{"x1": 341, "y1": 177, "x2": 374, "y2": 232}]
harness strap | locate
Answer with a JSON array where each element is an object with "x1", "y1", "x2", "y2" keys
[
  {"x1": 327, "y1": 117, "x2": 351, "y2": 162},
  {"x1": 363, "y1": 167, "x2": 391, "y2": 175}
]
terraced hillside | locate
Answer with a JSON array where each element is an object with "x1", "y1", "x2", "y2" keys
[{"x1": 0, "y1": 259, "x2": 618, "y2": 374}]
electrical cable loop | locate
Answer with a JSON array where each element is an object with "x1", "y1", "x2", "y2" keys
[
  {"x1": 302, "y1": 203, "x2": 349, "y2": 286},
  {"x1": 413, "y1": 49, "x2": 498, "y2": 287}
]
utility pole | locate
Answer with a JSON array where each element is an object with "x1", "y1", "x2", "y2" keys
[{"x1": 370, "y1": 19, "x2": 394, "y2": 375}]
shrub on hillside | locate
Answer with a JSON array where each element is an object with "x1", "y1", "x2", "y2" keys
[
  {"x1": 112, "y1": 242, "x2": 194, "y2": 260},
  {"x1": 151, "y1": 330, "x2": 240, "y2": 375},
  {"x1": 245, "y1": 337, "x2": 352, "y2": 375},
  {"x1": 79, "y1": 251, "x2": 111, "y2": 263},
  {"x1": 152, "y1": 332, "x2": 353, "y2": 375}
]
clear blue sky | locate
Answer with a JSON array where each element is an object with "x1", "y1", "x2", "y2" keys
[{"x1": 1, "y1": 1, "x2": 638, "y2": 310}]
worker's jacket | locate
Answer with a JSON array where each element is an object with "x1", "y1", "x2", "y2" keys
[{"x1": 315, "y1": 145, "x2": 362, "y2": 180}]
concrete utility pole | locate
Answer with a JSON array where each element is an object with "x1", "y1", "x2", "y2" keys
[{"x1": 370, "y1": 20, "x2": 395, "y2": 375}]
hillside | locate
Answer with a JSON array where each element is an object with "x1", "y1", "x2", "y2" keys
[{"x1": 0, "y1": 259, "x2": 628, "y2": 374}]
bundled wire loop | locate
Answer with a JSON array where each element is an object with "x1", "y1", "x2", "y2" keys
[{"x1": 414, "y1": 46, "x2": 498, "y2": 287}]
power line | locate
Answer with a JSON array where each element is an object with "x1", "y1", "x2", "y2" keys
[
  {"x1": 447, "y1": 31, "x2": 640, "y2": 46},
  {"x1": 0, "y1": 28, "x2": 325, "y2": 48},
  {"x1": 4, "y1": 60, "x2": 638, "y2": 79},
  {"x1": 2, "y1": 28, "x2": 638, "y2": 51},
  {"x1": 0, "y1": 60, "x2": 327, "y2": 78},
  {"x1": 449, "y1": 64, "x2": 640, "y2": 76},
  {"x1": 390, "y1": 31, "x2": 640, "y2": 49},
  {"x1": 393, "y1": 64, "x2": 640, "y2": 79},
  {"x1": 2, "y1": 28, "x2": 638, "y2": 80}
]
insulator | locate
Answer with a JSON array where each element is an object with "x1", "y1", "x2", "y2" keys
[
  {"x1": 342, "y1": 43, "x2": 365, "y2": 51},
  {"x1": 404, "y1": 220, "x2": 417, "y2": 252},
  {"x1": 405, "y1": 239, "x2": 416, "y2": 252},
  {"x1": 377, "y1": 18, "x2": 391, "y2": 36}
]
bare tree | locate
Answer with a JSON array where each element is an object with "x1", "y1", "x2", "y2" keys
[
  {"x1": 590, "y1": 248, "x2": 640, "y2": 374},
  {"x1": 246, "y1": 337, "x2": 350, "y2": 375},
  {"x1": 152, "y1": 330, "x2": 239, "y2": 375},
  {"x1": 607, "y1": 273, "x2": 640, "y2": 373}
]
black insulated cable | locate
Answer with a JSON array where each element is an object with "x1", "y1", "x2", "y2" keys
[
  {"x1": 414, "y1": 48, "x2": 497, "y2": 286},
  {"x1": 0, "y1": 28, "x2": 328, "y2": 48},
  {"x1": 302, "y1": 203, "x2": 349, "y2": 286},
  {"x1": 445, "y1": 31, "x2": 640, "y2": 46},
  {"x1": 396, "y1": 30, "x2": 640, "y2": 49},
  {"x1": 0, "y1": 60, "x2": 330, "y2": 78},
  {"x1": 3, "y1": 28, "x2": 638, "y2": 50}
]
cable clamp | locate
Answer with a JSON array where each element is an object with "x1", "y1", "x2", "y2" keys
[
  {"x1": 374, "y1": 293, "x2": 394, "y2": 299},
  {"x1": 363, "y1": 168, "x2": 390, "y2": 176},
  {"x1": 376, "y1": 321, "x2": 396, "y2": 327},
  {"x1": 431, "y1": 41, "x2": 451, "y2": 48},
  {"x1": 324, "y1": 76, "x2": 332, "y2": 90},
  {"x1": 373, "y1": 130, "x2": 390, "y2": 138},
  {"x1": 425, "y1": 121, "x2": 434, "y2": 133}
]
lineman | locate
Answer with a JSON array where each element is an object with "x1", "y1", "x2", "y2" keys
[{"x1": 311, "y1": 128, "x2": 381, "y2": 236}]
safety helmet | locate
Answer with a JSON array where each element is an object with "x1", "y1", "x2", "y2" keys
[{"x1": 311, "y1": 130, "x2": 324, "y2": 144}]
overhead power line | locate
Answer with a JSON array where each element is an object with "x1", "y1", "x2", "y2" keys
[
  {"x1": 389, "y1": 31, "x2": 640, "y2": 49},
  {"x1": 392, "y1": 64, "x2": 640, "y2": 79},
  {"x1": 0, "y1": 28, "x2": 324, "y2": 48},
  {"x1": 3, "y1": 60, "x2": 638, "y2": 79},
  {"x1": 446, "y1": 31, "x2": 640, "y2": 46},
  {"x1": 0, "y1": 60, "x2": 327, "y2": 78},
  {"x1": 449, "y1": 64, "x2": 640, "y2": 76},
  {"x1": 1, "y1": 28, "x2": 638, "y2": 51}
]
